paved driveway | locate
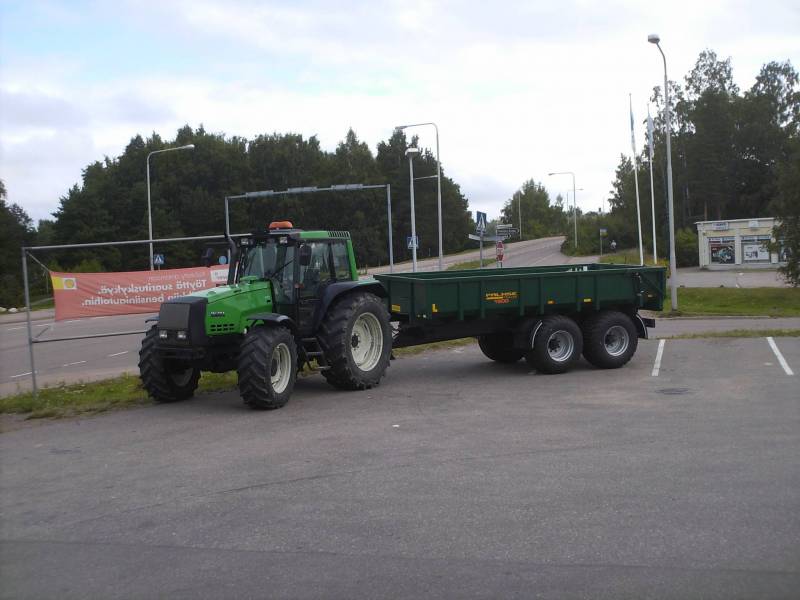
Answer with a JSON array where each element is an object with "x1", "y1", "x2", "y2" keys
[{"x1": 2, "y1": 337, "x2": 798, "y2": 598}]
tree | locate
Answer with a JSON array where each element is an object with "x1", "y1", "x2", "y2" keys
[
  {"x1": 500, "y1": 180, "x2": 566, "y2": 240},
  {"x1": 771, "y1": 136, "x2": 800, "y2": 286},
  {"x1": 0, "y1": 180, "x2": 36, "y2": 307}
]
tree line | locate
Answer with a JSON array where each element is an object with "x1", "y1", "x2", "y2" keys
[{"x1": 576, "y1": 50, "x2": 798, "y2": 283}]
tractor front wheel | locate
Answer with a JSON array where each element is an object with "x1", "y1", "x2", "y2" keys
[
  {"x1": 237, "y1": 326, "x2": 298, "y2": 410},
  {"x1": 319, "y1": 292, "x2": 392, "y2": 390},
  {"x1": 139, "y1": 326, "x2": 200, "y2": 402}
]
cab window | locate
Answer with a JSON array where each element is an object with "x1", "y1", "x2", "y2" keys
[
  {"x1": 331, "y1": 242, "x2": 352, "y2": 280},
  {"x1": 298, "y1": 242, "x2": 333, "y2": 297}
]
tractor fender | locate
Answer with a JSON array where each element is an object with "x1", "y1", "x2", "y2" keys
[
  {"x1": 246, "y1": 313, "x2": 298, "y2": 332},
  {"x1": 312, "y1": 281, "x2": 387, "y2": 333}
]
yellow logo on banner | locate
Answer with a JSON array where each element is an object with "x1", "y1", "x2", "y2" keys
[
  {"x1": 52, "y1": 276, "x2": 78, "y2": 291},
  {"x1": 485, "y1": 291, "x2": 518, "y2": 304}
]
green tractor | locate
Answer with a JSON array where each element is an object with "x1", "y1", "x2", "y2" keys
[{"x1": 138, "y1": 221, "x2": 392, "y2": 409}]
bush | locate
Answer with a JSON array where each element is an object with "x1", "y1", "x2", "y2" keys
[{"x1": 675, "y1": 228, "x2": 699, "y2": 267}]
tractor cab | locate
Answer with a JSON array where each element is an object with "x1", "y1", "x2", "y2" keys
[{"x1": 234, "y1": 221, "x2": 359, "y2": 334}]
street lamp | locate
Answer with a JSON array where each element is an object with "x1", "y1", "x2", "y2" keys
[
  {"x1": 548, "y1": 171, "x2": 578, "y2": 248},
  {"x1": 648, "y1": 33, "x2": 679, "y2": 310},
  {"x1": 405, "y1": 146, "x2": 420, "y2": 272},
  {"x1": 146, "y1": 144, "x2": 195, "y2": 270},
  {"x1": 395, "y1": 123, "x2": 443, "y2": 270}
]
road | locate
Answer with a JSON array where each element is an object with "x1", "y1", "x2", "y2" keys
[
  {"x1": 1, "y1": 336, "x2": 798, "y2": 598},
  {"x1": 0, "y1": 236, "x2": 573, "y2": 395}
]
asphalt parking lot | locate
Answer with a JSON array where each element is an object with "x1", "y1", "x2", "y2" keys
[{"x1": 1, "y1": 336, "x2": 798, "y2": 599}]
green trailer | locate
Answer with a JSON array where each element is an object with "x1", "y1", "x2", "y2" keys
[{"x1": 376, "y1": 263, "x2": 665, "y2": 373}]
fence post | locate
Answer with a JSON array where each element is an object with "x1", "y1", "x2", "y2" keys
[{"x1": 21, "y1": 247, "x2": 38, "y2": 396}]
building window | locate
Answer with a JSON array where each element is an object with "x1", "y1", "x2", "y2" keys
[
  {"x1": 709, "y1": 237, "x2": 735, "y2": 264},
  {"x1": 741, "y1": 235, "x2": 770, "y2": 263}
]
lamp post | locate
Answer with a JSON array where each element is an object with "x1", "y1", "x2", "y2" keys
[
  {"x1": 146, "y1": 144, "x2": 195, "y2": 270},
  {"x1": 648, "y1": 33, "x2": 678, "y2": 310},
  {"x1": 395, "y1": 123, "x2": 443, "y2": 270},
  {"x1": 549, "y1": 171, "x2": 578, "y2": 248},
  {"x1": 405, "y1": 146, "x2": 420, "y2": 272}
]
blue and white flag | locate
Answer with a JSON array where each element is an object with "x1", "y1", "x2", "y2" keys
[
  {"x1": 629, "y1": 95, "x2": 637, "y2": 157},
  {"x1": 646, "y1": 106, "x2": 655, "y2": 160}
]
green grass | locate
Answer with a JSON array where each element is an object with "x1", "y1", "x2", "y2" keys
[
  {"x1": 393, "y1": 337, "x2": 475, "y2": 356},
  {"x1": 0, "y1": 372, "x2": 239, "y2": 420},
  {"x1": 446, "y1": 259, "x2": 484, "y2": 271},
  {"x1": 0, "y1": 339, "x2": 480, "y2": 420},
  {"x1": 662, "y1": 287, "x2": 800, "y2": 317},
  {"x1": 666, "y1": 328, "x2": 800, "y2": 339},
  {"x1": 599, "y1": 249, "x2": 669, "y2": 269}
]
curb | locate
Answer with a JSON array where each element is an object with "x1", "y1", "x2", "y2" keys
[{"x1": 0, "y1": 309, "x2": 55, "y2": 325}]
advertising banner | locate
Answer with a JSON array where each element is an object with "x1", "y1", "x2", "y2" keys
[{"x1": 50, "y1": 266, "x2": 229, "y2": 321}]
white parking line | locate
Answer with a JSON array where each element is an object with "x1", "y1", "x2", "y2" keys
[
  {"x1": 62, "y1": 360, "x2": 87, "y2": 367},
  {"x1": 766, "y1": 337, "x2": 794, "y2": 376},
  {"x1": 651, "y1": 339, "x2": 665, "y2": 377},
  {"x1": 107, "y1": 351, "x2": 129, "y2": 357},
  {"x1": 6, "y1": 326, "x2": 24, "y2": 331},
  {"x1": 10, "y1": 372, "x2": 32, "y2": 379}
]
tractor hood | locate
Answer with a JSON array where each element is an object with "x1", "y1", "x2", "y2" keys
[{"x1": 157, "y1": 278, "x2": 274, "y2": 341}]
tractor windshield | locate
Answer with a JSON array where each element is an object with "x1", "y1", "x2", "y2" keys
[{"x1": 240, "y1": 240, "x2": 296, "y2": 303}]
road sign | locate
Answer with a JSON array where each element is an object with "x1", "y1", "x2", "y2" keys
[
  {"x1": 600, "y1": 228, "x2": 608, "y2": 237},
  {"x1": 496, "y1": 227, "x2": 519, "y2": 239},
  {"x1": 153, "y1": 254, "x2": 165, "y2": 266},
  {"x1": 406, "y1": 235, "x2": 419, "y2": 250},
  {"x1": 475, "y1": 211, "x2": 487, "y2": 234},
  {"x1": 468, "y1": 233, "x2": 503, "y2": 242},
  {"x1": 496, "y1": 223, "x2": 513, "y2": 229},
  {"x1": 496, "y1": 240, "x2": 504, "y2": 262}
]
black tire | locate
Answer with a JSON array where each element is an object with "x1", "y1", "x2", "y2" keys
[
  {"x1": 237, "y1": 326, "x2": 298, "y2": 410},
  {"x1": 477, "y1": 332, "x2": 525, "y2": 363},
  {"x1": 582, "y1": 311, "x2": 638, "y2": 369},
  {"x1": 319, "y1": 292, "x2": 392, "y2": 390},
  {"x1": 138, "y1": 325, "x2": 200, "y2": 402},
  {"x1": 524, "y1": 315, "x2": 583, "y2": 374}
]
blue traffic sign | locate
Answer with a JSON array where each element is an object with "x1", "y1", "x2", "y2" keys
[
  {"x1": 475, "y1": 211, "x2": 487, "y2": 233},
  {"x1": 153, "y1": 254, "x2": 165, "y2": 266},
  {"x1": 407, "y1": 236, "x2": 419, "y2": 250}
]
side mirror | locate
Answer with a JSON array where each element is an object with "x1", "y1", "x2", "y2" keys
[
  {"x1": 200, "y1": 247, "x2": 214, "y2": 267},
  {"x1": 298, "y1": 244, "x2": 313, "y2": 267}
]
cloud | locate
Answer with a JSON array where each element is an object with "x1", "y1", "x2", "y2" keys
[{"x1": 1, "y1": 0, "x2": 798, "y2": 224}]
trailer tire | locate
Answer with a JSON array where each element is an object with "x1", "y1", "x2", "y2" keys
[
  {"x1": 582, "y1": 311, "x2": 638, "y2": 369},
  {"x1": 139, "y1": 325, "x2": 200, "y2": 402},
  {"x1": 319, "y1": 292, "x2": 392, "y2": 391},
  {"x1": 237, "y1": 326, "x2": 297, "y2": 410},
  {"x1": 525, "y1": 315, "x2": 583, "y2": 374},
  {"x1": 478, "y1": 332, "x2": 525, "y2": 363}
]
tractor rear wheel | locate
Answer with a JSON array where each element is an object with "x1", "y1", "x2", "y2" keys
[
  {"x1": 319, "y1": 292, "x2": 392, "y2": 390},
  {"x1": 237, "y1": 326, "x2": 298, "y2": 410},
  {"x1": 477, "y1": 332, "x2": 525, "y2": 363},
  {"x1": 139, "y1": 325, "x2": 200, "y2": 402}
]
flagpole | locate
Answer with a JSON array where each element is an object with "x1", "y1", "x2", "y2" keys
[
  {"x1": 629, "y1": 94, "x2": 644, "y2": 266},
  {"x1": 647, "y1": 106, "x2": 658, "y2": 264}
]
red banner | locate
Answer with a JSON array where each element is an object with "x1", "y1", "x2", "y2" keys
[{"x1": 50, "y1": 266, "x2": 229, "y2": 320}]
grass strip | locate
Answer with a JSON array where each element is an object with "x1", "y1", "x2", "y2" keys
[
  {"x1": 663, "y1": 287, "x2": 800, "y2": 317},
  {"x1": 446, "y1": 259, "x2": 485, "y2": 271},
  {"x1": 665, "y1": 328, "x2": 800, "y2": 340},
  {"x1": 1, "y1": 339, "x2": 479, "y2": 420}
]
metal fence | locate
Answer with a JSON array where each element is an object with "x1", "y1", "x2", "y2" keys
[{"x1": 20, "y1": 232, "x2": 247, "y2": 396}]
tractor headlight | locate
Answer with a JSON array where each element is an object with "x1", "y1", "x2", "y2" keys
[
  {"x1": 159, "y1": 330, "x2": 168, "y2": 340},
  {"x1": 176, "y1": 330, "x2": 188, "y2": 340}
]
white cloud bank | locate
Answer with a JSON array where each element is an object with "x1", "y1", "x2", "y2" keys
[{"x1": 0, "y1": 0, "x2": 798, "y2": 223}]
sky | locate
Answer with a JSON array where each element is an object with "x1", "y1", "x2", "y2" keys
[{"x1": 1, "y1": 0, "x2": 798, "y2": 226}]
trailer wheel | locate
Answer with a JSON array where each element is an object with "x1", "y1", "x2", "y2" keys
[
  {"x1": 525, "y1": 315, "x2": 583, "y2": 374},
  {"x1": 237, "y1": 326, "x2": 297, "y2": 410},
  {"x1": 478, "y1": 332, "x2": 525, "y2": 363},
  {"x1": 319, "y1": 292, "x2": 392, "y2": 390},
  {"x1": 582, "y1": 311, "x2": 638, "y2": 369},
  {"x1": 139, "y1": 326, "x2": 200, "y2": 402}
]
